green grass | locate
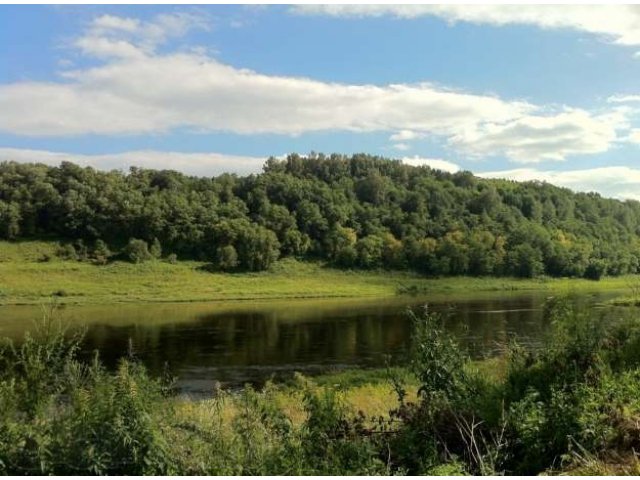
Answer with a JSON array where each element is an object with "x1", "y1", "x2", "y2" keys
[{"x1": 0, "y1": 240, "x2": 634, "y2": 305}]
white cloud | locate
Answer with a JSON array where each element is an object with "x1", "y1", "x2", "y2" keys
[
  {"x1": 389, "y1": 129, "x2": 423, "y2": 142},
  {"x1": 478, "y1": 166, "x2": 640, "y2": 201},
  {"x1": 0, "y1": 147, "x2": 265, "y2": 176},
  {"x1": 450, "y1": 109, "x2": 621, "y2": 163},
  {"x1": 392, "y1": 143, "x2": 410, "y2": 151},
  {"x1": 629, "y1": 129, "x2": 640, "y2": 144},
  {"x1": 293, "y1": 5, "x2": 640, "y2": 47},
  {"x1": 92, "y1": 15, "x2": 140, "y2": 33},
  {"x1": 0, "y1": 13, "x2": 632, "y2": 164},
  {"x1": 0, "y1": 53, "x2": 534, "y2": 138},
  {"x1": 608, "y1": 94, "x2": 640, "y2": 103},
  {"x1": 74, "y1": 12, "x2": 210, "y2": 59},
  {"x1": 402, "y1": 156, "x2": 460, "y2": 173}
]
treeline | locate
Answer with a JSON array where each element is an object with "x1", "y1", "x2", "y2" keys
[{"x1": 1, "y1": 153, "x2": 640, "y2": 278}]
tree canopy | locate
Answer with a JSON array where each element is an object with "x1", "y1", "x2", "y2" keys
[{"x1": 1, "y1": 153, "x2": 640, "y2": 277}]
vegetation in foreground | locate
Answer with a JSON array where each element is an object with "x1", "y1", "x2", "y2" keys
[
  {"x1": 2, "y1": 301, "x2": 640, "y2": 474},
  {"x1": 0, "y1": 240, "x2": 635, "y2": 305},
  {"x1": 1, "y1": 154, "x2": 640, "y2": 280}
]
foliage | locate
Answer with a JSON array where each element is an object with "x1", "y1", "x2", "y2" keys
[
  {"x1": 3, "y1": 299, "x2": 640, "y2": 475},
  {"x1": 1, "y1": 154, "x2": 640, "y2": 275},
  {"x1": 123, "y1": 238, "x2": 153, "y2": 264},
  {"x1": 0, "y1": 312, "x2": 171, "y2": 474}
]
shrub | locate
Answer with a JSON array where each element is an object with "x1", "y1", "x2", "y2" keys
[
  {"x1": 123, "y1": 238, "x2": 152, "y2": 264},
  {"x1": 408, "y1": 309, "x2": 469, "y2": 402},
  {"x1": 149, "y1": 237, "x2": 162, "y2": 259},
  {"x1": 73, "y1": 239, "x2": 88, "y2": 261},
  {"x1": 92, "y1": 239, "x2": 111, "y2": 265},
  {"x1": 300, "y1": 382, "x2": 387, "y2": 475},
  {"x1": 0, "y1": 311, "x2": 174, "y2": 475},
  {"x1": 584, "y1": 260, "x2": 606, "y2": 281},
  {"x1": 56, "y1": 243, "x2": 77, "y2": 261}
]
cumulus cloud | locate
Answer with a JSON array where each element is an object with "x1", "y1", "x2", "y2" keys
[
  {"x1": 0, "y1": 147, "x2": 266, "y2": 176},
  {"x1": 629, "y1": 129, "x2": 640, "y2": 144},
  {"x1": 0, "y1": 54, "x2": 533, "y2": 137},
  {"x1": 392, "y1": 143, "x2": 410, "y2": 151},
  {"x1": 478, "y1": 166, "x2": 640, "y2": 201},
  {"x1": 389, "y1": 130, "x2": 423, "y2": 142},
  {"x1": 292, "y1": 5, "x2": 640, "y2": 47},
  {"x1": 0, "y1": 13, "x2": 633, "y2": 164},
  {"x1": 401, "y1": 156, "x2": 460, "y2": 173},
  {"x1": 450, "y1": 109, "x2": 622, "y2": 163},
  {"x1": 608, "y1": 94, "x2": 640, "y2": 104},
  {"x1": 74, "y1": 12, "x2": 210, "y2": 59}
]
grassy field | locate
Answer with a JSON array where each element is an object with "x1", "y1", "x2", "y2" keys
[{"x1": 0, "y1": 240, "x2": 635, "y2": 305}]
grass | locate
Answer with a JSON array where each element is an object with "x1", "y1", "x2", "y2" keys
[
  {"x1": 0, "y1": 240, "x2": 635, "y2": 305},
  {"x1": 173, "y1": 369, "x2": 420, "y2": 433},
  {"x1": 5, "y1": 303, "x2": 640, "y2": 475}
]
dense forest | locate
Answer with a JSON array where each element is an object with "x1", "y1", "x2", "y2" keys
[{"x1": 1, "y1": 153, "x2": 640, "y2": 279}]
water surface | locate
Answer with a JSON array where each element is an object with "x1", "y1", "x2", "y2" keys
[{"x1": 0, "y1": 291, "x2": 620, "y2": 395}]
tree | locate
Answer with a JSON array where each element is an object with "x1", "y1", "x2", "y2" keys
[
  {"x1": 2, "y1": 154, "x2": 640, "y2": 281},
  {"x1": 0, "y1": 201, "x2": 20, "y2": 239},
  {"x1": 381, "y1": 233, "x2": 405, "y2": 269},
  {"x1": 356, "y1": 235, "x2": 384, "y2": 269},
  {"x1": 215, "y1": 245, "x2": 239, "y2": 271},
  {"x1": 506, "y1": 244, "x2": 544, "y2": 278},
  {"x1": 326, "y1": 225, "x2": 357, "y2": 261},
  {"x1": 584, "y1": 259, "x2": 606, "y2": 281}
]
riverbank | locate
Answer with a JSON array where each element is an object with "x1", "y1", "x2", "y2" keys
[
  {"x1": 0, "y1": 240, "x2": 636, "y2": 305},
  {"x1": 3, "y1": 302, "x2": 640, "y2": 475}
]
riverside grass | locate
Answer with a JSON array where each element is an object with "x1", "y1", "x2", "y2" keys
[
  {"x1": 0, "y1": 240, "x2": 635, "y2": 305},
  {"x1": 6, "y1": 304, "x2": 640, "y2": 475}
]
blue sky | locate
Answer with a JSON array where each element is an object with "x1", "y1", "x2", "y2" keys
[{"x1": 1, "y1": 5, "x2": 640, "y2": 198}]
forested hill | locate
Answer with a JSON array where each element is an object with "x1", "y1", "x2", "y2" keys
[{"x1": 1, "y1": 153, "x2": 639, "y2": 279}]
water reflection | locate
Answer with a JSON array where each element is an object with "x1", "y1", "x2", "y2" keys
[{"x1": 0, "y1": 291, "x2": 620, "y2": 395}]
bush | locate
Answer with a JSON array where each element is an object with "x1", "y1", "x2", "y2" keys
[
  {"x1": 149, "y1": 237, "x2": 162, "y2": 259},
  {"x1": 300, "y1": 384, "x2": 387, "y2": 475},
  {"x1": 92, "y1": 239, "x2": 111, "y2": 265},
  {"x1": 56, "y1": 243, "x2": 77, "y2": 261},
  {"x1": 408, "y1": 309, "x2": 469, "y2": 402},
  {"x1": 584, "y1": 259, "x2": 606, "y2": 281},
  {"x1": 123, "y1": 238, "x2": 152, "y2": 264},
  {"x1": 0, "y1": 311, "x2": 173, "y2": 475}
]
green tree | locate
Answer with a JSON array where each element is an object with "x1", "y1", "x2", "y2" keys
[
  {"x1": 507, "y1": 244, "x2": 544, "y2": 278},
  {"x1": 215, "y1": 245, "x2": 239, "y2": 271}
]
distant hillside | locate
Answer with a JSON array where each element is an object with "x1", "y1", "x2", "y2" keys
[{"x1": 1, "y1": 153, "x2": 639, "y2": 278}]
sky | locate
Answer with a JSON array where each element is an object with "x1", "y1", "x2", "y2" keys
[{"x1": 1, "y1": 4, "x2": 640, "y2": 199}]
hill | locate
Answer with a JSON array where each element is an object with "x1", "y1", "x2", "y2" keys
[{"x1": 1, "y1": 153, "x2": 639, "y2": 279}]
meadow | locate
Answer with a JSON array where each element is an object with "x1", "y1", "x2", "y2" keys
[{"x1": 0, "y1": 240, "x2": 635, "y2": 305}]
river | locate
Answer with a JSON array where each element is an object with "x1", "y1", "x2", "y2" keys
[{"x1": 0, "y1": 290, "x2": 623, "y2": 395}]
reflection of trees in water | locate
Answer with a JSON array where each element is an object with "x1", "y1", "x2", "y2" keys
[
  {"x1": 79, "y1": 308, "x2": 413, "y2": 380},
  {"x1": 65, "y1": 293, "x2": 612, "y2": 389}
]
